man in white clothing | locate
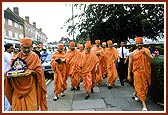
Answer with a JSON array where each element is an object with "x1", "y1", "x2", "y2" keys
[
  {"x1": 4, "y1": 43, "x2": 14, "y2": 111},
  {"x1": 118, "y1": 41, "x2": 129, "y2": 86}
]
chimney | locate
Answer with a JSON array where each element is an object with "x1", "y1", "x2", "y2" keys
[
  {"x1": 25, "y1": 16, "x2": 29, "y2": 23},
  {"x1": 33, "y1": 22, "x2": 36, "y2": 28},
  {"x1": 13, "y1": 7, "x2": 19, "y2": 15},
  {"x1": 39, "y1": 28, "x2": 42, "y2": 32}
]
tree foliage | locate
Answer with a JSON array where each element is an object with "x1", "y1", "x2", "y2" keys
[
  {"x1": 33, "y1": 40, "x2": 43, "y2": 45},
  {"x1": 65, "y1": 4, "x2": 164, "y2": 44}
]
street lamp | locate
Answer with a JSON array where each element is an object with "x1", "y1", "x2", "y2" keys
[{"x1": 72, "y1": 4, "x2": 74, "y2": 41}]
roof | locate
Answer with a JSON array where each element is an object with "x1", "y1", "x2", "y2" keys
[{"x1": 4, "y1": 8, "x2": 24, "y2": 25}]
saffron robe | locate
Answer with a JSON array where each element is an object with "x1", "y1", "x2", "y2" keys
[
  {"x1": 50, "y1": 51, "x2": 67, "y2": 95},
  {"x1": 65, "y1": 49, "x2": 81, "y2": 87},
  {"x1": 79, "y1": 51, "x2": 99, "y2": 93},
  {"x1": 91, "y1": 46, "x2": 104, "y2": 84},
  {"x1": 101, "y1": 47, "x2": 107, "y2": 75},
  {"x1": 4, "y1": 51, "x2": 48, "y2": 111},
  {"x1": 132, "y1": 47, "x2": 151, "y2": 101},
  {"x1": 104, "y1": 47, "x2": 119, "y2": 86}
]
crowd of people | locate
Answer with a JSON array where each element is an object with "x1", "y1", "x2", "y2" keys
[{"x1": 4, "y1": 37, "x2": 154, "y2": 111}]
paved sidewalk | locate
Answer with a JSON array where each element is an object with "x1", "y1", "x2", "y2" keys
[{"x1": 46, "y1": 77, "x2": 164, "y2": 112}]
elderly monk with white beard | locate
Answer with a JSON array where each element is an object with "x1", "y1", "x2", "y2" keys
[{"x1": 4, "y1": 38, "x2": 48, "y2": 111}]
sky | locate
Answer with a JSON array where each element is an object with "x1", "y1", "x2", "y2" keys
[{"x1": 3, "y1": 2, "x2": 83, "y2": 42}]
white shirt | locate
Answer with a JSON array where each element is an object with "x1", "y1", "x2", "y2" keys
[
  {"x1": 4, "y1": 51, "x2": 13, "y2": 73},
  {"x1": 118, "y1": 47, "x2": 129, "y2": 58}
]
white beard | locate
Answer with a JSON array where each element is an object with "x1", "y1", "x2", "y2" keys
[{"x1": 21, "y1": 50, "x2": 30, "y2": 56}]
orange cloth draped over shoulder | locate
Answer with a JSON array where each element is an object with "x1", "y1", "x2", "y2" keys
[
  {"x1": 91, "y1": 46, "x2": 104, "y2": 84},
  {"x1": 65, "y1": 49, "x2": 81, "y2": 87},
  {"x1": 132, "y1": 47, "x2": 151, "y2": 101},
  {"x1": 79, "y1": 51, "x2": 99, "y2": 93},
  {"x1": 4, "y1": 51, "x2": 48, "y2": 111},
  {"x1": 50, "y1": 51, "x2": 67, "y2": 95},
  {"x1": 104, "y1": 47, "x2": 118, "y2": 86},
  {"x1": 101, "y1": 43, "x2": 107, "y2": 75}
]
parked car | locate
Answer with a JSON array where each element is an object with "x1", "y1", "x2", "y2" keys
[{"x1": 42, "y1": 53, "x2": 54, "y2": 79}]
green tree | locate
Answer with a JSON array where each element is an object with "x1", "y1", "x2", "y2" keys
[{"x1": 65, "y1": 4, "x2": 164, "y2": 44}]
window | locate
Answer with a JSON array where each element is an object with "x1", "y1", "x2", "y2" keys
[
  {"x1": 19, "y1": 34, "x2": 24, "y2": 38},
  {"x1": 14, "y1": 22, "x2": 19, "y2": 28},
  {"x1": 8, "y1": 31, "x2": 13, "y2": 37},
  {"x1": 4, "y1": 29, "x2": 6, "y2": 35},
  {"x1": 28, "y1": 27, "x2": 30, "y2": 32},
  {"x1": 8, "y1": 19, "x2": 12, "y2": 26},
  {"x1": 15, "y1": 33, "x2": 18, "y2": 38},
  {"x1": 20, "y1": 25, "x2": 22, "y2": 29}
]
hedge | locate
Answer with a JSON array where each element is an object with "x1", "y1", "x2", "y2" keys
[
  {"x1": 148, "y1": 57, "x2": 164, "y2": 106},
  {"x1": 129, "y1": 57, "x2": 164, "y2": 107}
]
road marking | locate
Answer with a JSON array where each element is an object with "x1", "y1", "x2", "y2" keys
[{"x1": 46, "y1": 78, "x2": 52, "y2": 85}]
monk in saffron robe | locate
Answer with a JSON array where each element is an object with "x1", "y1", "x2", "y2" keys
[
  {"x1": 77, "y1": 44, "x2": 84, "y2": 82},
  {"x1": 78, "y1": 43, "x2": 84, "y2": 52},
  {"x1": 91, "y1": 39, "x2": 104, "y2": 86},
  {"x1": 50, "y1": 44, "x2": 67, "y2": 101},
  {"x1": 65, "y1": 42, "x2": 81, "y2": 91},
  {"x1": 104, "y1": 40, "x2": 119, "y2": 89},
  {"x1": 4, "y1": 38, "x2": 48, "y2": 111},
  {"x1": 127, "y1": 37, "x2": 154, "y2": 111},
  {"x1": 79, "y1": 42, "x2": 99, "y2": 99},
  {"x1": 101, "y1": 42, "x2": 107, "y2": 78}
]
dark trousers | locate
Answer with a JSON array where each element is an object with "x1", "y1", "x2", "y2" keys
[{"x1": 118, "y1": 58, "x2": 128, "y2": 83}]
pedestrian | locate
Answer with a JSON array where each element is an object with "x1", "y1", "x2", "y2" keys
[
  {"x1": 4, "y1": 38, "x2": 48, "y2": 111},
  {"x1": 91, "y1": 39, "x2": 104, "y2": 86},
  {"x1": 32, "y1": 44, "x2": 41, "y2": 59},
  {"x1": 41, "y1": 48, "x2": 48, "y2": 62},
  {"x1": 77, "y1": 43, "x2": 84, "y2": 82},
  {"x1": 118, "y1": 41, "x2": 129, "y2": 86},
  {"x1": 113, "y1": 43, "x2": 118, "y2": 49},
  {"x1": 78, "y1": 43, "x2": 84, "y2": 52},
  {"x1": 76, "y1": 43, "x2": 81, "y2": 50},
  {"x1": 154, "y1": 48, "x2": 159, "y2": 58},
  {"x1": 148, "y1": 45, "x2": 154, "y2": 55},
  {"x1": 104, "y1": 40, "x2": 119, "y2": 89},
  {"x1": 101, "y1": 42, "x2": 107, "y2": 79},
  {"x1": 50, "y1": 43, "x2": 67, "y2": 101},
  {"x1": 13, "y1": 43, "x2": 20, "y2": 55},
  {"x1": 64, "y1": 47, "x2": 67, "y2": 53},
  {"x1": 127, "y1": 37, "x2": 154, "y2": 111},
  {"x1": 4, "y1": 43, "x2": 13, "y2": 111},
  {"x1": 65, "y1": 42, "x2": 81, "y2": 91},
  {"x1": 113, "y1": 43, "x2": 120, "y2": 71},
  {"x1": 79, "y1": 42, "x2": 99, "y2": 99},
  {"x1": 102, "y1": 42, "x2": 107, "y2": 49}
]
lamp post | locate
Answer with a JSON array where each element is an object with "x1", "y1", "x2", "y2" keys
[{"x1": 72, "y1": 4, "x2": 74, "y2": 41}]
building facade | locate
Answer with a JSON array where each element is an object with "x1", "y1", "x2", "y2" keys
[{"x1": 4, "y1": 7, "x2": 48, "y2": 48}]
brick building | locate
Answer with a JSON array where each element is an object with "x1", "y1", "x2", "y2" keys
[{"x1": 3, "y1": 7, "x2": 47, "y2": 48}]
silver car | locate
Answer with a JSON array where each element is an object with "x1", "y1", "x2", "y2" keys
[{"x1": 42, "y1": 53, "x2": 54, "y2": 79}]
